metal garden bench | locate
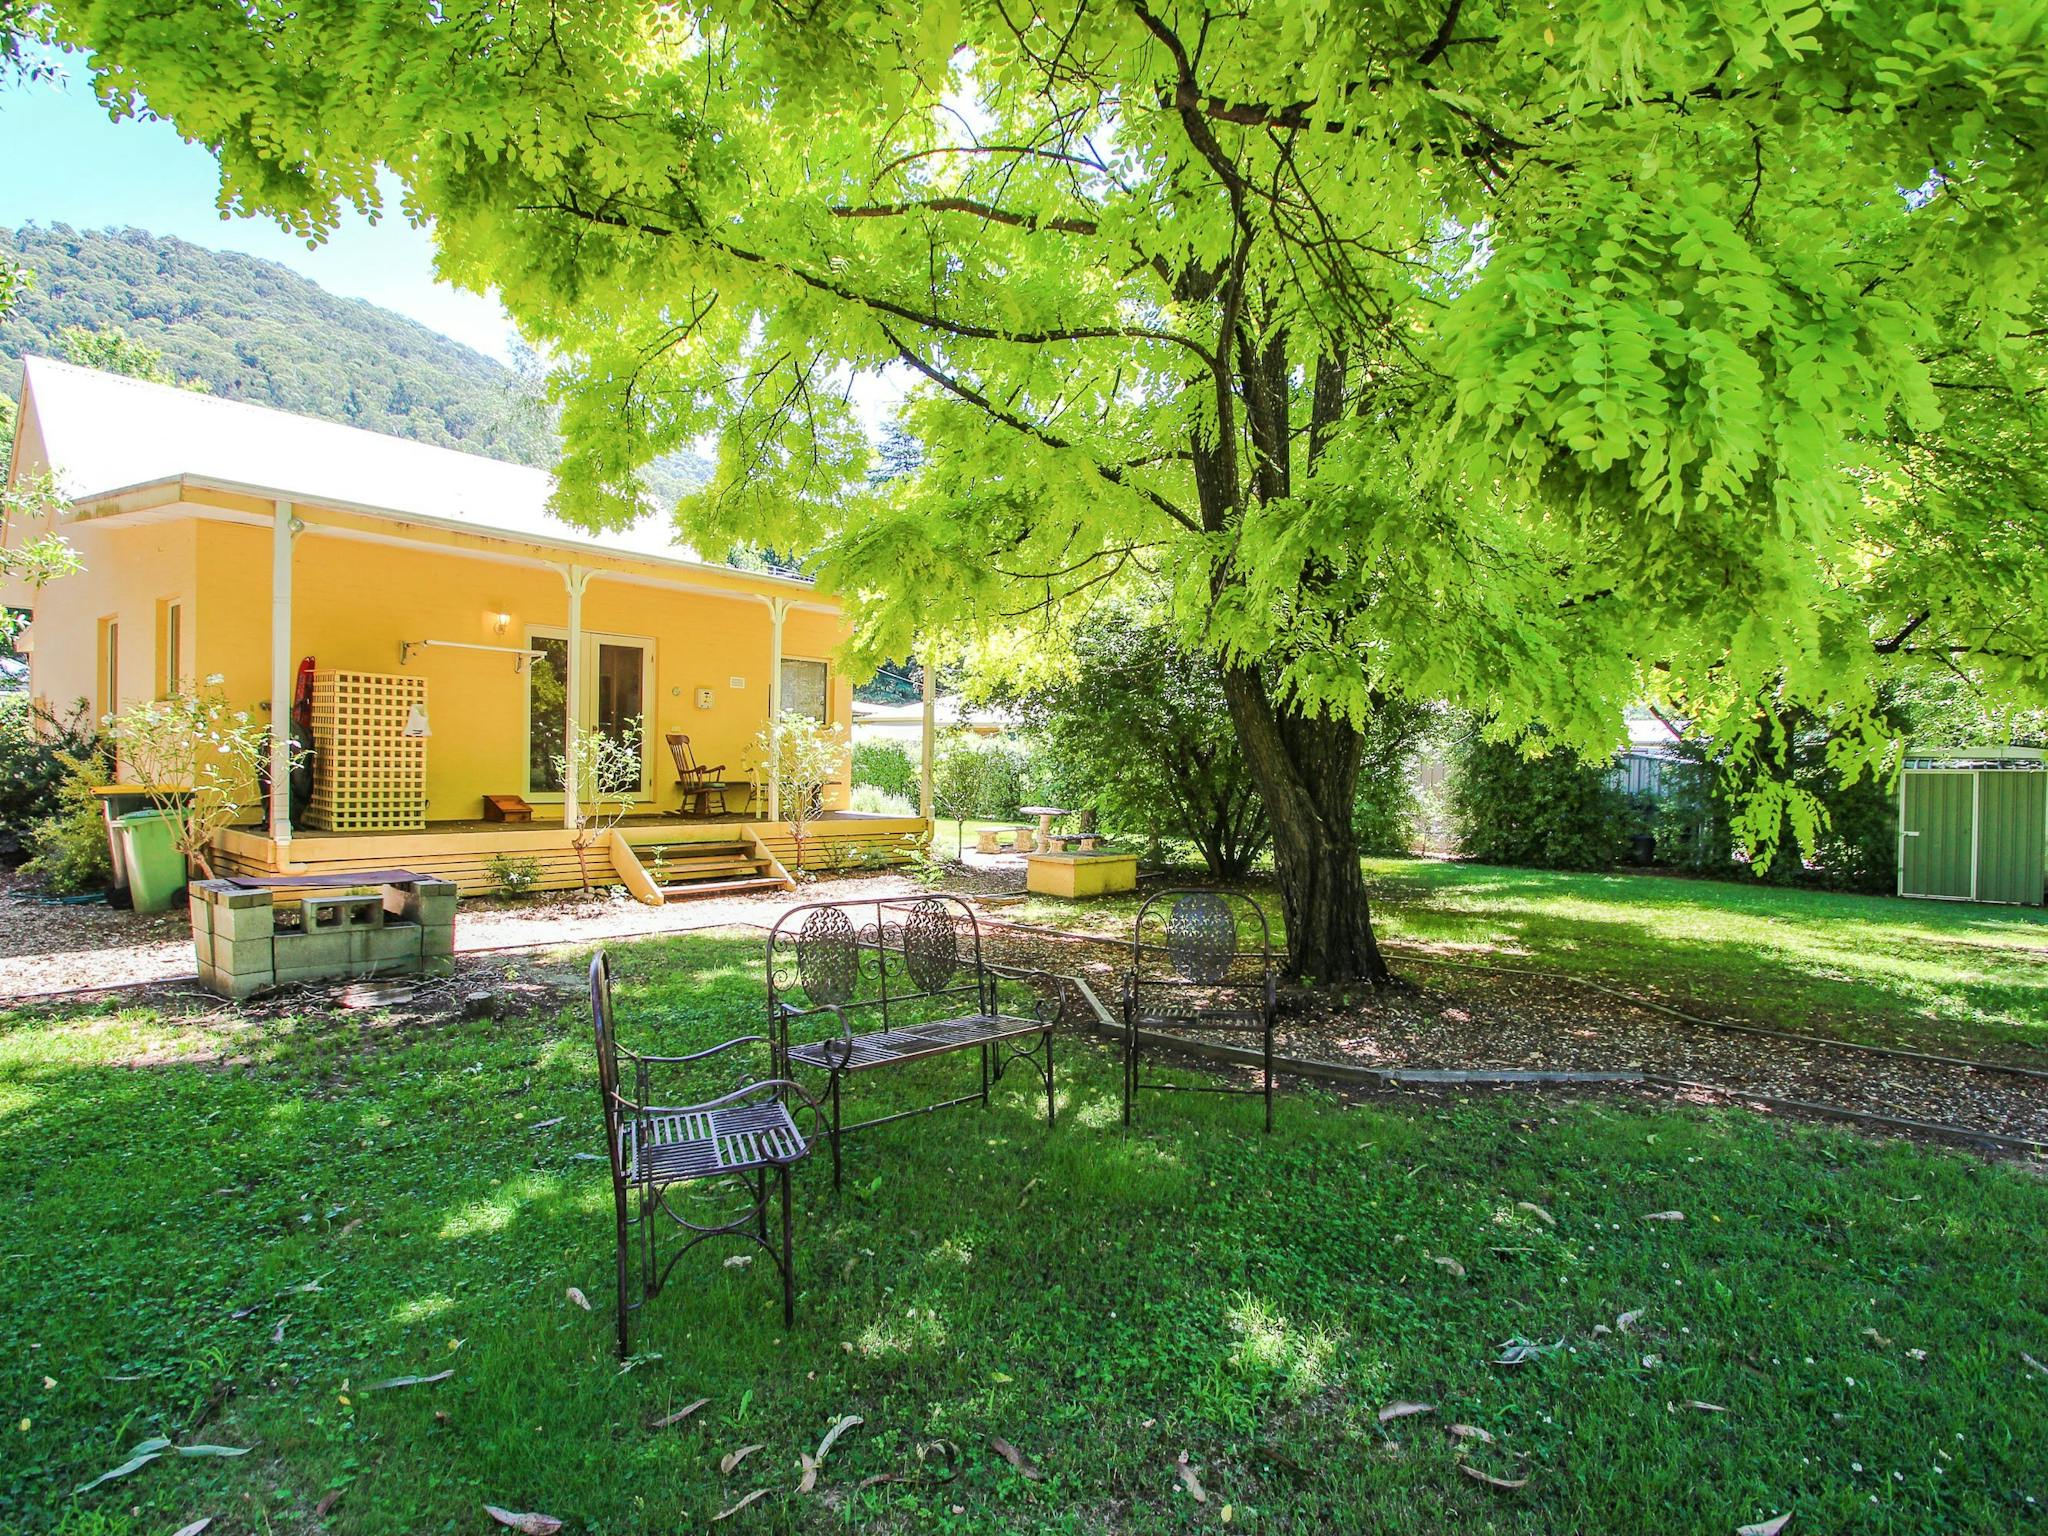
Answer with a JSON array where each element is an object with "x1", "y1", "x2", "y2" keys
[
  {"x1": 767, "y1": 895, "x2": 1062, "y2": 1186},
  {"x1": 589, "y1": 951, "x2": 823, "y2": 1354},
  {"x1": 1122, "y1": 888, "x2": 1280, "y2": 1132}
]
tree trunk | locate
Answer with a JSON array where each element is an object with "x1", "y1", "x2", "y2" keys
[{"x1": 1220, "y1": 666, "x2": 1390, "y2": 986}]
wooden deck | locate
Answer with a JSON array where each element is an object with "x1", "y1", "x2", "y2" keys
[{"x1": 212, "y1": 813, "x2": 930, "y2": 903}]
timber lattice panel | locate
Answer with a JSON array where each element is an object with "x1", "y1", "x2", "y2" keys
[{"x1": 307, "y1": 671, "x2": 429, "y2": 832}]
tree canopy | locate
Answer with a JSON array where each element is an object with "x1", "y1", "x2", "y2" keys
[{"x1": 32, "y1": 0, "x2": 2048, "y2": 975}]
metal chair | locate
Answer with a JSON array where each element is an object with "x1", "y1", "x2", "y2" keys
[
  {"x1": 666, "y1": 732, "x2": 731, "y2": 817},
  {"x1": 589, "y1": 951, "x2": 820, "y2": 1355},
  {"x1": 1121, "y1": 889, "x2": 1279, "y2": 1132}
]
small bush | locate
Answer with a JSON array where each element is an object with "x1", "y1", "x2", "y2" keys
[
  {"x1": 852, "y1": 739, "x2": 918, "y2": 801},
  {"x1": 849, "y1": 783, "x2": 916, "y2": 816},
  {"x1": 1449, "y1": 733, "x2": 1630, "y2": 871},
  {"x1": 0, "y1": 695, "x2": 100, "y2": 837},
  {"x1": 25, "y1": 742, "x2": 116, "y2": 894},
  {"x1": 484, "y1": 851, "x2": 544, "y2": 898}
]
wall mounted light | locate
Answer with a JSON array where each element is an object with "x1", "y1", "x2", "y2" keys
[{"x1": 492, "y1": 611, "x2": 511, "y2": 637}]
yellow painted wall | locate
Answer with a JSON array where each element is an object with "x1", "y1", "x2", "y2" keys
[
  {"x1": 22, "y1": 517, "x2": 199, "y2": 738},
  {"x1": 191, "y1": 507, "x2": 856, "y2": 824}
]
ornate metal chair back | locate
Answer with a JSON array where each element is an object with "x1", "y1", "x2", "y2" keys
[
  {"x1": 1130, "y1": 888, "x2": 1276, "y2": 997},
  {"x1": 767, "y1": 894, "x2": 989, "y2": 1035}
]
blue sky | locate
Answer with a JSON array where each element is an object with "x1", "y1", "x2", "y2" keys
[{"x1": 0, "y1": 53, "x2": 518, "y2": 361}]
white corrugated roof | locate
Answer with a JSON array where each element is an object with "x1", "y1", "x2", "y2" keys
[{"x1": 17, "y1": 355, "x2": 710, "y2": 565}]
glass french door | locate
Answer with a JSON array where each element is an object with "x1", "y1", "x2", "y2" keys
[{"x1": 526, "y1": 630, "x2": 653, "y2": 798}]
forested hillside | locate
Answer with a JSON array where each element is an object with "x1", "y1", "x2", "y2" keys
[{"x1": 0, "y1": 224, "x2": 708, "y2": 499}]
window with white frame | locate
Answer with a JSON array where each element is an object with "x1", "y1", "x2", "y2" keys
[{"x1": 779, "y1": 657, "x2": 829, "y2": 723}]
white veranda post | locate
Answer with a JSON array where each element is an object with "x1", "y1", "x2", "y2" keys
[
  {"x1": 918, "y1": 648, "x2": 935, "y2": 824},
  {"x1": 267, "y1": 499, "x2": 297, "y2": 847},
  {"x1": 561, "y1": 565, "x2": 591, "y2": 826},
  {"x1": 764, "y1": 596, "x2": 790, "y2": 821}
]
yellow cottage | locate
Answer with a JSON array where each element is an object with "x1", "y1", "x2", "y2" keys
[{"x1": 2, "y1": 357, "x2": 929, "y2": 899}]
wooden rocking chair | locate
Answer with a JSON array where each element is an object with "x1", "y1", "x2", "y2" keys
[{"x1": 666, "y1": 732, "x2": 732, "y2": 817}]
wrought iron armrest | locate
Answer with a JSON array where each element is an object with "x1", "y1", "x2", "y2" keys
[
  {"x1": 988, "y1": 963, "x2": 1067, "y2": 1025},
  {"x1": 780, "y1": 1002, "x2": 855, "y2": 1070},
  {"x1": 628, "y1": 1034, "x2": 774, "y2": 1065}
]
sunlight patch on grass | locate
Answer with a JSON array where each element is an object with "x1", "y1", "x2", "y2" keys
[
  {"x1": 1226, "y1": 1293, "x2": 1346, "y2": 1402},
  {"x1": 435, "y1": 1172, "x2": 566, "y2": 1240}
]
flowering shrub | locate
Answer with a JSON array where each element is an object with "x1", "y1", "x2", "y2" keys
[{"x1": 107, "y1": 678, "x2": 274, "y2": 880}]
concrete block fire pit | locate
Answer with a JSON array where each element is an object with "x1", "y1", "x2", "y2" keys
[{"x1": 190, "y1": 873, "x2": 457, "y2": 999}]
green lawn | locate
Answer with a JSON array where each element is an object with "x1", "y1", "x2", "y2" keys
[
  {"x1": 5, "y1": 931, "x2": 2047, "y2": 1534},
  {"x1": 1002, "y1": 858, "x2": 2048, "y2": 1060}
]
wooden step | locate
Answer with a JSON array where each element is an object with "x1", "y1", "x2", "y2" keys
[{"x1": 656, "y1": 875, "x2": 786, "y2": 900}]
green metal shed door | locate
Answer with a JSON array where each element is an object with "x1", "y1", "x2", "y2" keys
[
  {"x1": 1976, "y1": 772, "x2": 2047, "y2": 906},
  {"x1": 1899, "y1": 772, "x2": 1975, "y2": 900}
]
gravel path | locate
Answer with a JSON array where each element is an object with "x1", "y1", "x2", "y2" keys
[
  {"x1": 7, "y1": 867, "x2": 2043, "y2": 1156},
  {"x1": 0, "y1": 867, "x2": 937, "y2": 999}
]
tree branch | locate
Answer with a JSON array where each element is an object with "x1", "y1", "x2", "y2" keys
[{"x1": 880, "y1": 322, "x2": 1203, "y2": 534}]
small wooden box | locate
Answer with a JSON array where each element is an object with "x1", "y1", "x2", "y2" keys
[{"x1": 482, "y1": 794, "x2": 533, "y2": 823}]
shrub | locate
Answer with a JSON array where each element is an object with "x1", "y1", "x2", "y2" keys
[
  {"x1": 484, "y1": 851, "x2": 544, "y2": 898},
  {"x1": 1656, "y1": 727, "x2": 1897, "y2": 893},
  {"x1": 852, "y1": 739, "x2": 918, "y2": 801},
  {"x1": 1012, "y1": 615, "x2": 1268, "y2": 876},
  {"x1": 1352, "y1": 704, "x2": 1433, "y2": 857},
  {"x1": 0, "y1": 695, "x2": 100, "y2": 838},
  {"x1": 1449, "y1": 732, "x2": 1631, "y2": 871},
  {"x1": 108, "y1": 682, "x2": 274, "y2": 881},
  {"x1": 931, "y1": 732, "x2": 1029, "y2": 824},
  {"x1": 25, "y1": 741, "x2": 116, "y2": 894},
  {"x1": 849, "y1": 783, "x2": 916, "y2": 816}
]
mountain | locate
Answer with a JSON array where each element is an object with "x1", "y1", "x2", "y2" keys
[{"x1": 0, "y1": 223, "x2": 709, "y2": 501}]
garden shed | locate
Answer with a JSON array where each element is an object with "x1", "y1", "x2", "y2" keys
[{"x1": 1896, "y1": 747, "x2": 2047, "y2": 906}]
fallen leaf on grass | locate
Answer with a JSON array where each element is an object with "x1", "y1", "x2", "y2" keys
[
  {"x1": 1494, "y1": 1337, "x2": 1564, "y2": 1366},
  {"x1": 73, "y1": 1439, "x2": 250, "y2": 1495},
  {"x1": 1736, "y1": 1513, "x2": 1791, "y2": 1536},
  {"x1": 1378, "y1": 1401, "x2": 1435, "y2": 1424},
  {"x1": 170, "y1": 1522, "x2": 213, "y2": 1536},
  {"x1": 1430, "y1": 1255, "x2": 1467, "y2": 1278},
  {"x1": 650, "y1": 1398, "x2": 709, "y2": 1430},
  {"x1": 529, "y1": 1116, "x2": 565, "y2": 1132},
  {"x1": 1459, "y1": 1464, "x2": 1529, "y2": 1491},
  {"x1": 335, "y1": 1217, "x2": 364, "y2": 1239},
  {"x1": 1643, "y1": 1210, "x2": 1685, "y2": 1222},
  {"x1": 796, "y1": 1454, "x2": 818, "y2": 1495},
  {"x1": 1177, "y1": 1451, "x2": 1207, "y2": 1502},
  {"x1": 723, "y1": 1255, "x2": 753, "y2": 1270},
  {"x1": 855, "y1": 1473, "x2": 897, "y2": 1491},
  {"x1": 483, "y1": 1506, "x2": 563, "y2": 1535},
  {"x1": 721, "y1": 1444, "x2": 765, "y2": 1476},
  {"x1": 1446, "y1": 1424, "x2": 1494, "y2": 1444},
  {"x1": 815, "y1": 1414, "x2": 862, "y2": 1465},
  {"x1": 1617, "y1": 1310, "x2": 1645, "y2": 1334},
  {"x1": 990, "y1": 1436, "x2": 1044, "y2": 1481},
  {"x1": 1516, "y1": 1201, "x2": 1556, "y2": 1227},
  {"x1": 360, "y1": 1370, "x2": 454, "y2": 1392},
  {"x1": 314, "y1": 1489, "x2": 343, "y2": 1517},
  {"x1": 1860, "y1": 1327, "x2": 1891, "y2": 1347},
  {"x1": 2021, "y1": 1352, "x2": 2048, "y2": 1378},
  {"x1": 565, "y1": 1287, "x2": 590, "y2": 1312},
  {"x1": 1687, "y1": 1400, "x2": 1727, "y2": 1413},
  {"x1": 712, "y1": 1489, "x2": 771, "y2": 1521}
]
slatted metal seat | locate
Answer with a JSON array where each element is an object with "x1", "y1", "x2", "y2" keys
[
  {"x1": 768, "y1": 896, "x2": 1063, "y2": 1187},
  {"x1": 1122, "y1": 889, "x2": 1280, "y2": 1133},
  {"x1": 622, "y1": 1098, "x2": 809, "y2": 1184},
  {"x1": 590, "y1": 951, "x2": 823, "y2": 1356}
]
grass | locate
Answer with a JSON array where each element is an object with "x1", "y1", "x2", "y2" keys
[
  {"x1": 1000, "y1": 857, "x2": 2048, "y2": 1060},
  {"x1": 5, "y1": 930, "x2": 2047, "y2": 1535}
]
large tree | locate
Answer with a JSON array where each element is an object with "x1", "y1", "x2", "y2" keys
[{"x1": 38, "y1": 0, "x2": 2048, "y2": 980}]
